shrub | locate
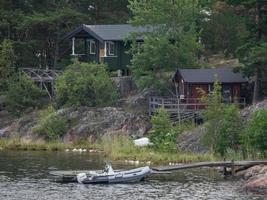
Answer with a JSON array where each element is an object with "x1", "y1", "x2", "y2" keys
[
  {"x1": 201, "y1": 81, "x2": 242, "y2": 157},
  {"x1": 33, "y1": 106, "x2": 68, "y2": 140},
  {"x1": 6, "y1": 75, "x2": 45, "y2": 115},
  {"x1": 0, "y1": 39, "x2": 16, "y2": 92},
  {"x1": 149, "y1": 107, "x2": 181, "y2": 152},
  {"x1": 55, "y1": 61, "x2": 118, "y2": 107},
  {"x1": 243, "y1": 110, "x2": 267, "y2": 156}
]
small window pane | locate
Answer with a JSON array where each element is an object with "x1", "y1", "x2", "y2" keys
[
  {"x1": 109, "y1": 42, "x2": 115, "y2": 55},
  {"x1": 90, "y1": 40, "x2": 96, "y2": 54}
]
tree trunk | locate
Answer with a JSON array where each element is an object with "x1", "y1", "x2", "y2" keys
[
  {"x1": 255, "y1": 0, "x2": 262, "y2": 40},
  {"x1": 253, "y1": 0, "x2": 262, "y2": 104},
  {"x1": 53, "y1": 34, "x2": 59, "y2": 69},
  {"x1": 253, "y1": 71, "x2": 259, "y2": 104}
]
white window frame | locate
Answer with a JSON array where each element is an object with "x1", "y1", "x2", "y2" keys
[
  {"x1": 108, "y1": 41, "x2": 115, "y2": 56},
  {"x1": 89, "y1": 40, "x2": 96, "y2": 55},
  {"x1": 104, "y1": 41, "x2": 116, "y2": 57}
]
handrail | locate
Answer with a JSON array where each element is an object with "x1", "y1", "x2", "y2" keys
[{"x1": 149, "y1": 96, "x2": 247, "y2": 116}]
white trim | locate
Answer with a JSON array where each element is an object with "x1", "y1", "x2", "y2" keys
[
  {"x1": 104, "y1": 41, "x2": 116, "y2": 56},
  {"x1": 89, "y1": 40, "x2": 96, "y2": 55},
  {"x1": 71, "y1": 37, "x2": 75, "y2": 55},
  {"x1": 108, "y1": 41, "x2": 115, "y2": 56},
  {"x1": 72, "y1": 53, "x2": 86, "y2": 56},
  {"x1": 104, "y1": 42, "x2": 107, "y2": 57},
  {"x1": 100, "y1": 56, "x2": 118, "y2": 58}
]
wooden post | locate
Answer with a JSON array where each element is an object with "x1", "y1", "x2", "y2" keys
[
  {"x1": 149, "y1": 97, "x2": 151, "y2": 116},
  {"x1": 231, "y1": 160, "x2": 235, "y2": 176}
]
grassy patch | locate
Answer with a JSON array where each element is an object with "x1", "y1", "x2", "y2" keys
[
  {"x1": 100, "y1": 135, "x2": 216, "y2": 164},
  {"x1": 0, "y1": 138, "x2": 100, "y2": 151},
  {"x1": 1, "y1": 135, "x2": 264, "y2": 164}
]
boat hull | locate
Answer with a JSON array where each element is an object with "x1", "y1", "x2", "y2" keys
[{"x1": 77, "y1": 166, "x2": 151, "y2": 184}]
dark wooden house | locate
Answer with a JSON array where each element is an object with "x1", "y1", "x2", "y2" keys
[
  {"x1": 65, "y1": 24, "x2": 148, "y2": 75},
  {"x1": 174, "y1": 68, "x2": 248, "y2": 104}
]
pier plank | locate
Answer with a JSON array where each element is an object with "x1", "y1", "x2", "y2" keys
[{"x1": 151, "y1": 161, "x2": 267, "y2": 172}]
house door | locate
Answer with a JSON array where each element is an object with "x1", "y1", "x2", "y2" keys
[{"x1": 222, "y1": 85, "x2": 232, "y2": 103}]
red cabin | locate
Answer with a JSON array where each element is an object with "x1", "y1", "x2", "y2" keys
[{"x1": 173, "y1": 68, "x2": 248, "y2": 107}]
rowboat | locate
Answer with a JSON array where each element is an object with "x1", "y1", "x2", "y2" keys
[
  {"x1": 77, "y1": 164, "x2": 151, "y2": 184},
  {"x1": 49, "y1": 164, "x2": 152, "y2": 184}
]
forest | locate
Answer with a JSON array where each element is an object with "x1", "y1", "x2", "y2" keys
[
  {"x1": 0, "y1": 0, "x2": 266, "y2": 99},
  {"x1": 0, "y1": 1, "x2": 266, "y2": 155}
]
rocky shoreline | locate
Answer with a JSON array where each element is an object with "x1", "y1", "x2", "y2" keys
[
  {"x1": 0, "y1": 107, "x2": 151, "y2": 141},
  {"x1": 237, "y1": 165, "x2": 267, "y2": 195}
]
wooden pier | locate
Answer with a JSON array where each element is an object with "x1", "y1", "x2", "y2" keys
[{"x1": 151, "y1": 160, "x2": 267, "y2": 175}]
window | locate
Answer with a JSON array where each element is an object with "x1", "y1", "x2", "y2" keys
[
  {"x1": 104, "y1": 41, "x2": 116, "y2": 56},
  {"x1": 109, "y1": 42, "x2": 115, "y2": 55},
  {"x1": 89, "y1": 40, "x2": 96, "y2": 54}
]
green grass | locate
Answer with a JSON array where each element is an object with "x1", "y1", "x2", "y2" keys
[
  {"x1": 0, "y1": 136, "x2": 215, "y2": 164},
  {"x1": 0, "y1": 138, "x2": 101, "y2": 151},
  {"x1": 100, "y1": 134, "x2": 216, "y2": 164},
  {"x1": 2, "y1": 135, "x2": 263, "y2": 164}
]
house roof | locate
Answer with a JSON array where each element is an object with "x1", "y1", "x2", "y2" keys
[
  {"x1": 177, "y1": 68, "x2": 247, "y2": 83},
  {"x1": 65, "y1": 24, "x2": 150, "y2": 42}
]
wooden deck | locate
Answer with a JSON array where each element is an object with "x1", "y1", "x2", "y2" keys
[
  {"x1": 149, "y1": 97, "x2": 205, "y2": 123},
  {"x1": 21, "y1": 68, "x2": 63, "y2": 99},
  {"x1": 148, "y1": 96, "x2": 246, "y2": 123}
]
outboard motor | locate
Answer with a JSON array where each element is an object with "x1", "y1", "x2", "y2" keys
[
  {"x1": 104, "y1": 164, "x2": 114, "y2": 175},
  {"x1": 77, "y1": 173, "x2": 87, "y2": 183}
]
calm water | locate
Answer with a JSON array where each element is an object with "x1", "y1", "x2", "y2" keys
[{"x1": 0, "y1": 151, "x2": 265, "y2": 200}]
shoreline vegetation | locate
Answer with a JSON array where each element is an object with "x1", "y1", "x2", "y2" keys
[
  {"x1": 0, "y1": 135, "x2": 264, "y2": 165},
  {"x1": 0, "y1": 136, "x2": 216, "y2": 164}
]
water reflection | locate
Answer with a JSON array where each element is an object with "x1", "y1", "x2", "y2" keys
[{"x1": 0, "y1": 151, "x2": 264, "y2": 200}]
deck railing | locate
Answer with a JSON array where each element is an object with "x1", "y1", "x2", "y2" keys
[{"x1": 149, "y1": 96, "x2": 246, "y2": 116}]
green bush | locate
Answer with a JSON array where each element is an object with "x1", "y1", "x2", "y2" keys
[
  {"x1": 243, "y1": 110, "x2": 267, "y2": 156},
  {"x1": 34, "y1": 106, "x2": 68, "y2": 140},
  {"x1": 0, "y1": 39, "x2": 16, "y2": 92},
  {"x1": 6, "y1": 75, "x2": 45, "y2": 115},
  {"x1": 201, "y1": 81, "x2": 242, "y2": 157},
  {"x1": 55, "y1": 61, "x2": 118, "y2": 107},
  {"x1": 149, "y1": 107, "x2": 181, "y2": 152}
]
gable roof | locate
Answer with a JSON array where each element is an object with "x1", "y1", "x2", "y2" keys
[
  {"x1": 65, "y1": 24, "x2": 150, "y2": 42},
  {"x1": 177, "y1": 68, "x2": 247, "y2": 83}
]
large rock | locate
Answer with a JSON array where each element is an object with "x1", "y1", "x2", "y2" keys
[
  {"x1": 241, "y1": 99, "x2": 267, "y2": 119},
  {"x1": 118, "y1": 88, "x2": 159, "y2": 115},
  {"x1": 0, "y1": 112, "x2": 39, "y2": 139},
  {"x1": 176, "y1": 125, "x2": 208, "y2": 153},
  {"x1": 0, "y1": 107, "x2": 151, "y2": 141},
  {"x1": 62, "y1": 107, "x2": 151, "y2": 141},
  {"x1": 240, "y1": 165, "x2": 267, "y2": 195}
]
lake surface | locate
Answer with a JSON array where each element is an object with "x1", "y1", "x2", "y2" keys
[{"x1": 0, "y1": 150, "x2": 265, "y2": 200}]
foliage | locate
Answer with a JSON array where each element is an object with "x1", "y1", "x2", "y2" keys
[
  {"x1": 6, "y1": 75, "x2": 45, "y2": 115},
  {"x1": 0, "y1": 0, "x2": 130, "y2": 69},
  {"x1": 128, "y1": 0, "x2": 202, "y2": 89},
  {"x1": 100, "y1": 134, "x2": 215, "y2": 164},
  {"x1": 237, "y1": 42, "x2": 267, "y2": 77},
  {"x1": 201, "y1": 81, "x2": 242, "y2": 156},
  {"x1": 55, "y1": 61, "x2": 118, "y2": 107},
  {"x1": 0, "y1": 39, "x2": 16, "y2": 92},
  {"x1": 149, "y1": 107, "x2": 182, "y2": 152},
  {"x1": 33, "y1": 106, "x2": 68, "y2": 141},
  {"x1": 242, "y1": 110, "x2": 267, "y2": 156},
  {"x1": 200, "y1": 1, "x2": 249, "y2": 56}
]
